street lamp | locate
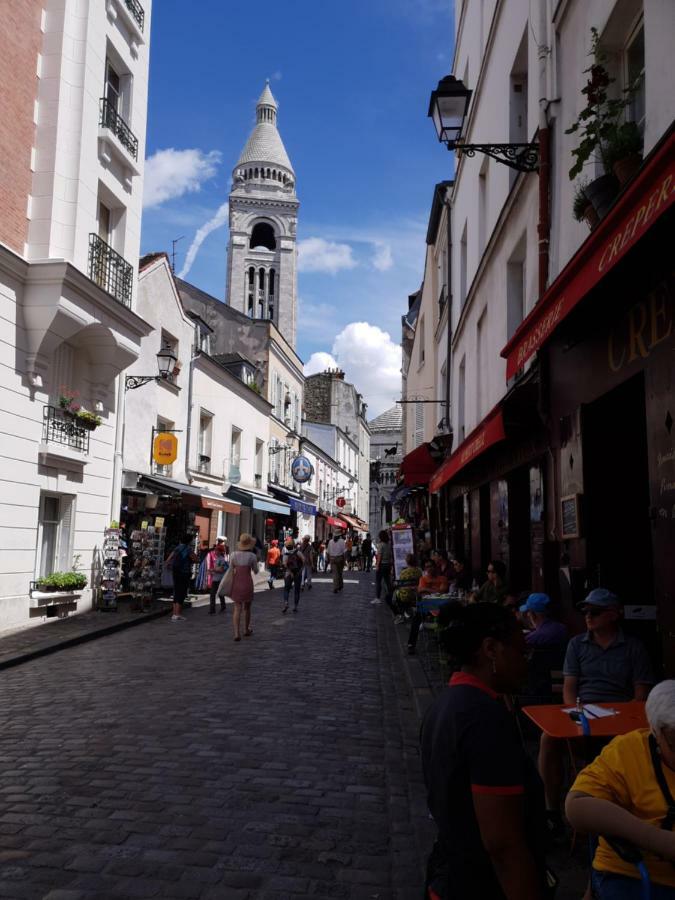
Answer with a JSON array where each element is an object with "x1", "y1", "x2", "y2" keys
[
  {"x1": 125, "y1": 345, "x2": 178, "y2": 391},
  {"x1": 428, "y1": 75, "x2": 539, "y2": 172}
]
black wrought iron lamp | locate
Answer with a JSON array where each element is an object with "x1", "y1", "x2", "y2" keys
[
  {"x1": 428, "y1": 75, "x2": 539, "y2": 172},
  {"x1": 125, "y1": 345, "x2": 178, "y2": 391}
]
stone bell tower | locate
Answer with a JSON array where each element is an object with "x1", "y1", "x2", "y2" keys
[{"x1": 226, "y1": 81, "x2": 299, "y2": 348}]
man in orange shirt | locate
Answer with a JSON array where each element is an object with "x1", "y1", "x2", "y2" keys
[
  {"x1": 266, "y1": 539, "x2": 281, "y2": 589},
  {"x1": 417, "y1": 560, "x2": 450, "y2": 596}
]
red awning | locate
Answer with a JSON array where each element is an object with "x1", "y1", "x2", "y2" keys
[
  {"x1": 502, "y1": 128, "x2": 675, "y2": 380},
  {"x1": 399, "y1": 443, "x2": 438, "y2": 486},
  {"x1": 338, "y1": 513, "x2": 369, "y2": 532},
  {"x1": 429, "y1": 406, "x2": 506, "y2": 494},
  {"x1": 321, "y1": 515, "x2": 343, "y2": 528}
]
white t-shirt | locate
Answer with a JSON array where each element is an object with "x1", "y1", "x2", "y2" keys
[{"x1": 327, "y1": 538, "x2": 346, "y2": 558}]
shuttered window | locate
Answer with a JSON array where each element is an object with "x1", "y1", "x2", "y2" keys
[{"x1": 414, "y1": 403, "x2": 424, "y2": 448}]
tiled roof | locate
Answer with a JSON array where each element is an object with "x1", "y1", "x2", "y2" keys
[
  {"x1": 368, "y1": 405, "x2": 402, "y2": 432},
  {"x1": 236, "y1": 123, "x2": 294, "y2": 172}
]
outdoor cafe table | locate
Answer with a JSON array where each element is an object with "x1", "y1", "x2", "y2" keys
[{"x1": 522, "y1": 701, "x2": 647, "y2": 739}]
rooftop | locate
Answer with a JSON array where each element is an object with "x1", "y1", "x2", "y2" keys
[{"x1": 368, "y1": 405, "x2": 403, "y2": 432}]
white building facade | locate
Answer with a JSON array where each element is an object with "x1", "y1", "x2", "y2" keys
[{"x1": 0, "y1": 0, "x2": 152, "y2": 632}]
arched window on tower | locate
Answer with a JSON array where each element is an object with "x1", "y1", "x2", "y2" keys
[
  {"x1": 268, "y1": 268, "x2": 275, "y2": 321},
  {"x1": 258, "y1": 268, "x2": 266, "y2": 318},
  {"x1": 254, "y1": 168, "x2": 259, "y2": 178},
  {"x1": 250, "y1": 222, "x2": 276, "y2": 251},
  {"x1": 247, "y1": 266, "x2": 255, "y2": 317}
]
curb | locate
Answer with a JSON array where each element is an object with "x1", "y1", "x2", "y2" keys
[{"x1": 0, "y1": 606, "x2": 171, "y2": 672}]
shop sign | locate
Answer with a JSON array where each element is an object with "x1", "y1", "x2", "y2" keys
[
  {"x1": 153, "y1": 432, "x2": 178, "y2": 466},
  {"x1": 391, "y1": 525, "x2": 414, "y2": 579},
  {"x1": 502, "y1": 133, "x2": 675, "y2": 379},
  {"x1": 336, "y1": 496, "x2": 346, "y2": 508},
  {"x1": 289, "y1": 497, "x2": 317, "y2": 516},
  {"x1": 607, "y1": 278, "x2": 673, "y2": 373},
  {"x1": 291, "y1": 455, "x2": 314, "y2": 483}
]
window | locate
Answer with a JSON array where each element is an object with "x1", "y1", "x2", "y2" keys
[
  {"x1": 414, "y1": 402, "x2": 424, "y2": 448},
  {"x1": 198, "y1": 412, "x2": 213, "y2": 474},
  {"x1": 196, "y1": 325, "x2": 210, "y2": 355},
  {"x1": 478, "y1": 159, "x2": 488, "y2": 257},
  {"x1": 506, "y1": 235, "x2": 526, "y2": 341},
  {"x1": 250, "y1": 222, "x2": 276, "y2": 250},
  {"x1": 476, "y1": 308, "x2": 488, "y2": 418},
  {"x1": 509, "y1": 29, "x2": 529, "y2": 189},
  {"x1": 230, "y1": 426, "x2": 242, "y2": 471},
  {"x1": 625, "y1": 21, "x2": 645, "y2": 131},
  {"x1": 418, "y1": 316, "x2": 426, "y2": 365},
  {"x1": 458, "y1": 356, "x2": 466, "y2": 443},
  {"x1": 255, "y1": 439, "x2": 263, "y2": 488},
  {"x1": 105, "y1": 59, "x2": 121, "y2": 112},
  {"x1": 459, "y1": 222, "x2": 468, "y2": 308},
  {"x1": 247, "y1": 266, "x2": 255, "y2": 317},
  {"x1": 274, "y1": 373, "x2": 283, "y2": 419},
  {"x1": 160, "y1": 330, "x2": 179, "y2": 381},
  {"x1": 37, "y1": 493, "x2": 74, "y2": 578}
]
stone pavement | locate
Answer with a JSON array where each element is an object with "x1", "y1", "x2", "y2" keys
[{"x1": 0, "y1": 573, "x2": 433, "y2": 900}]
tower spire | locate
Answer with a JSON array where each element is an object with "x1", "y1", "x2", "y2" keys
[{"x1": 256, "y1": 79, "x2": 278, "y2": 126}]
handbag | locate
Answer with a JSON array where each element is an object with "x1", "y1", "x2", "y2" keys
[{"x1": 216, "y1": 565, "x2": 235, "y2": 598}]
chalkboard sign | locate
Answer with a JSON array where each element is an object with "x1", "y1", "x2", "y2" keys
[{"x1": 561, "y1": 494, "x2": 581, "y2": 539}]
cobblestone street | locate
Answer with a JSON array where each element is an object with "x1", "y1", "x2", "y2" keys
[{"x1": 0, "y1": 574, "x2": 432, "y2": 900}]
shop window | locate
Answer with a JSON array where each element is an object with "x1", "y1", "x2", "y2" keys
[
  {"x1": 198, "y1": 412, "x2": 213, "y2": 474},
  {"x1": 37, "y1": 493, "x2": 74, "y2": 578}
]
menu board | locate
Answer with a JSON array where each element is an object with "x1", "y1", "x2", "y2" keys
[
  {"x1": 391, "y1": 525, "x2": 414, "y2": 579},
  {"x1": 561, "y1": 494, "x2": 581, "y2": 539}
]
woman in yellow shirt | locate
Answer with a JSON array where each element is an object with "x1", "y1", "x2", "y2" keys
[{"x1": 566, "y1": 679, "x2": 675, "y2": 898}]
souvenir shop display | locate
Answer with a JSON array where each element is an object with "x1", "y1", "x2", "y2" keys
[
  {"x1": 100, "y1": 527, "x2": 123, "y2": 611},
  {"x1": 128, "y1": 526, "x2": 166, "y2": 611}
]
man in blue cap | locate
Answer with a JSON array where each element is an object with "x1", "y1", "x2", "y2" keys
[
  {"x1": 520, "y1": 592, "x2": 568, "y2": 651},
  {"x1": 539, "y1": 587, "x2": 654, "y2": 836}
]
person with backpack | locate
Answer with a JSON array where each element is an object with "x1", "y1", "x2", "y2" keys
[
  {"x1": 165, "y1": 532, "x2": 197, "y2": 622},
  {"x1": 266, "y1": 539, "x2": 281, "y2": 589},
  {"x1": 282, "y1": 538, "x2": 303, "y2": 613}
]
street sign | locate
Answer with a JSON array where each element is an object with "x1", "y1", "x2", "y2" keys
[
  {"x1": 152, "y1": 432, "x2": 178, "y2": 465},
  {"x1": 291, "y1": 455, "x2": 313, "y2": 483},
  {"x1": 336, "y1": 496, "x2": 346, "y2": 508}
]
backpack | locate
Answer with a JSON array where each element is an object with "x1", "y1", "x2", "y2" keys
[
  {"x1": 172, "y1": 544, "x2": 192, "y2": 577},
  {"x1": 286, "y1": 550, "x2": 303, "y2": 573}
]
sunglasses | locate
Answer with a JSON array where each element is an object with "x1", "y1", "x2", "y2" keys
[{"x1": 583, "y1": 606, "x2": 611, "y2": 617}]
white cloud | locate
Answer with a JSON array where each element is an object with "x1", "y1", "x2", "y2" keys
[
  {"x1": 143, "y1": 148, "x2": 221, "y2": 209},
  {"x1": 298, "y1": 237, "x2": 357, "y2": 275},
  {"x1": 178, "y1": 200, "x2": 229, "y2": 279},
  {"x1": 305, "y1": 322, "x2": 402, "y2": 417},
  {"x1": 304, "y1": 351, "x2": 339, "y2": 376},
  {"x1": 372, "y1": 242, "x2": 393, "y2": 271}
]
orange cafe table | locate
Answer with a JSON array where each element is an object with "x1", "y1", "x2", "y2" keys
[{"x1": 522, "y1": 701, "x2": 647, "y2": 739}]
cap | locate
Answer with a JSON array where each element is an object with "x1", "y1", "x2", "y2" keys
[
  {"x1": 578, "y1": 587, "x2": 621, "y2": 610},
  {"x1": 519, "y1": 592, "x2": 551, "y2": 613},
  {"x1": 216, "y1": 535, "x2": 227, "y2": 542}
]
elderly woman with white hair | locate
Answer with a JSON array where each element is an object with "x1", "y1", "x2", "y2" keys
[{"x1": 566, "y1": 680, "x2": 675, "y2": 898}]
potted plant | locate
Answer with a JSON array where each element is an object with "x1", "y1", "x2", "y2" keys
[
  {"x1": 565, "y1": 27, "x2": 637, "y2": 218},
  {"x1": 604, "y1": 120, "x2": 643, "y2": 186},
  {"x1": 572, "y1": 180, "x2": 599, "y2": 231},
  {"x1": 75, "y1": 409, "x2": 102, "y2": 431},
  {"x1": 36, "y1": 571, "x2": 87, "y2": 593},
  {"x1": 58, "y1": 386, "x2": 80, "y2": 415},
  {"x1": 172, "y1": 360, "x2": 182, "y2": 377}
]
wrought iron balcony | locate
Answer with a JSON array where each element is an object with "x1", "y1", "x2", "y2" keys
[
  {"x1": 88, "y1": 234, "x2": 133, "y2": 307},
  {"x1": 42, "y1": 406, "x2": 90, "y2": 454},
  {"x1": 124, "y1": 0, "x2": 144, "y2": 31},
  {"x1": 99, "y1": 98, "x2": 138, "y2": 160}
]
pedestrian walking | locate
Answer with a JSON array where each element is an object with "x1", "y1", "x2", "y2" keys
[
  {"x1": 318, "y1": 540, "x2": 327, "y2": 572},
  {"x1": 326, "y1": 531, "x2": 346, "y2": 593},
  {"x1": 221, "y1": 533, "x2": 259, "y2": 642},
  {"x1": 362, "y1": 533, "x2": 373, "y2": 572},
  {"x1": 372, "y1": 530, "x2": 393, "y2": 607},
  {"x1": 350, "y1": 536, "x2": 360, "y2": 571},
  {"x1": 312, "y1": 537, "x2": 321, "y2": 571},
  {"x1": 165, "y1": 532, "x2": 197, "y2": 622},
  {"x1": 282, "y1": 538, "x2": 303, "y2": 613},
  {"x1": 266, "y1": 539, "x2": 281, "y2": 589},
  {"x1": 421, "y1": 603, "x2": 551, "y2": 900},
  {"x1": 300, "y1": 535, "x2": 314, "y2": 590},
  {"x1": 207, "y1": 537, "x2": 229, "y2": 614}
]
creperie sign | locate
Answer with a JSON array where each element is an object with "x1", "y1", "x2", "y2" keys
[{"x1": 503, "y1": 133, "x2": 675, "y2": 380}]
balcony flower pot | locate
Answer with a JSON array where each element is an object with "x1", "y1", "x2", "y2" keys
[
  {"x1": 584, "y1": 173, "x2": 619, "y2": 220},
  {"x1": 612, "y1": 153, "x2": 642, "y2": 186},
  {"x1": 572, "y1": 180, "x2": 599, "y2": 231},
  {"x1": 35, "y1": 572, "x2": 87, "y2": 592},
  {"x1": 603, "y1": 121, "x2": 643, "y2": 187},
  {"x1": 75, "y1": 410, "x2": 102, "y2": 431}
]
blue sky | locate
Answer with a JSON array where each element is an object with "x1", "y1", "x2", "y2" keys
[{"x1": 141, "y1": 0, "x2": 455, "y2": 414}]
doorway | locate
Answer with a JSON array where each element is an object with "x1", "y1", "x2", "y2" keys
[{"x1": 582, "y1": 374, "x2": 652, "y2": 604}]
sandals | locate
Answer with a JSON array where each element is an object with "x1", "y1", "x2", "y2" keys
[{"x1": 244, "y1": 628, "x2": 253, "y2": 637}]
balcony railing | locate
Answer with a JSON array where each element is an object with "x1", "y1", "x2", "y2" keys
[
  {"x1": 42, "y1": 406, "x2": 90, "y2": 454},
  {"x1": 124, "y1": 0, "x2": 145, "y2": 31},
  {"x1": 88, "y1": 234, "x2": 133, "y2": 308},
  {"x1": 99, "y1": 98, "x2": 138, "y2": 160}
]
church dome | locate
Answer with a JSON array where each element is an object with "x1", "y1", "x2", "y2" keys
[{"x1": 235, "y1": 81, "x2": 295, "y2": 175}]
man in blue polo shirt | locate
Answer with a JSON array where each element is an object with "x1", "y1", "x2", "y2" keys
[{"x1": 539, "y1": 588, "x2": 654, "y2": 835}]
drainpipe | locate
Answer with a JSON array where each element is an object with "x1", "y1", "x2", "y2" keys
[
  {"x1": 445, "y1": 186, "x2": 453, "y2": 445},
  {"x1": 537, "y1": 0, "x2": 551, "y2": 298},
  {"x1": 184, "y1": 347, "x2": 195, "y2": 482},
  {"x1": 110, "y1": 373, "x2": 125, "y2": 523}
]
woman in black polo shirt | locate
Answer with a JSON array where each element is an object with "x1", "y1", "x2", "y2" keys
[{"x1": 421, "y1": 604, "x2": 551, "y2": 900}]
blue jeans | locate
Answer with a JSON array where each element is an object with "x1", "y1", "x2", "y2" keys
[
  {"x1": 592, "y1": 868, "x2": 675, "y2": 899},
  {"x1": 283, "y1": 572, "x2": 302, "y2": 607}
]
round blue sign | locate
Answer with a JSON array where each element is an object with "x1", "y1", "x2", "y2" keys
[{"x1": 291, "y1": 455, "x2": 313, "y2": 484}]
